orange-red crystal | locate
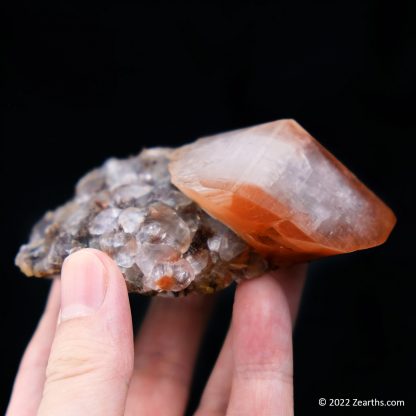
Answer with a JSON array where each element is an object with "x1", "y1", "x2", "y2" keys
[{"x1": 169, "y1": 119, "x2": 396, "y2": 264}]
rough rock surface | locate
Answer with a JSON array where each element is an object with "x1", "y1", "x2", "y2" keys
[{"x1": 15, "y1": 148, "x2": 267, "y2": 295}]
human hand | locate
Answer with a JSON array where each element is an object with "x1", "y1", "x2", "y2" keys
[{"x1": 7, "y1": 248, "x2": 306, "y2": 415}]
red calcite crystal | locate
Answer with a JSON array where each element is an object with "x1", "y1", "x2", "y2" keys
[{"x1": 169, "y1": 119, "x2": 396, "y2": 265}]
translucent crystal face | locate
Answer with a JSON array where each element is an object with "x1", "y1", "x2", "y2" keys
[
  {"x1": 15, "y1": 148, "x2": 267, "y2": 295},
  {"x1": 169, "y1": 119, "x2": 396, "y2": 263}
]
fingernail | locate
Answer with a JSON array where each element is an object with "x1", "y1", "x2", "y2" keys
[{"x1": 60, "y1": 250, "x2": 108, "y2": 321}]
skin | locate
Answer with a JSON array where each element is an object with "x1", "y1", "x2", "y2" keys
[{"x1": 6, "y1": 248, "x2": 306, "y2": 416}]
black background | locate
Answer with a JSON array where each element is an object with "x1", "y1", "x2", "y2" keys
[{"x1": 2, "y1": 1, "x2": 415, "y2": 414}]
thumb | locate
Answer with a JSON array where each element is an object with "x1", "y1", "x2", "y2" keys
[{"x1": 38, "y1": 249, "x2": 134, "y2": 416}]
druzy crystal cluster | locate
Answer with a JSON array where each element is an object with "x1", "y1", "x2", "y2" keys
[
  {"x1": 16, "y1": 119, "x2": 396, "y2": 296},
  {"x1": 15, "y1": 148, "x2": 267, "y2": 295}
]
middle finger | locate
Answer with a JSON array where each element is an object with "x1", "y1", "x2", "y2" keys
[{"x1": 125, "y1": 294, "x2": 213, "y2": 416}]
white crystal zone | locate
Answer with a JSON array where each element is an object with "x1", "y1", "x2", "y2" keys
[
  {"x1": 89, "y1": 208, "x2": 122, "y2": 235},
  {"x1": 143, "y1": 259, "x2": 195, "y2": 292},
  {"x1": 205, "y1": 216, "x2": 246, "y2": 261},
  {"x1": 207, "y1": 233, "x2": 246, "y2": 261},
  {"x1": 171, "y1": 120, "x2": 379, "y2": 250},
  {"x1": 137, "y1": 203, "x2": 191, "y2": 253},
  {"x1": 17, "y1": 147, "x2": 266, "y2": 294},
  {"x1": 78, "y1": 153, "x2": 197, "y2": 292},
  {"x1": 185, "y1": 250, "x2": 209, "y2": 274},
  {"x1": 118, "y1": 207, "x2": 146, "y2": 233},
  {"x1": 113, "y1": 184, "x2": 152, "y2": 206}
]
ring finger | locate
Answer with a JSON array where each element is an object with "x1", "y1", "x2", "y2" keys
[{"x1": 125, "y1": 294, "x2": 214, "y2": 416}]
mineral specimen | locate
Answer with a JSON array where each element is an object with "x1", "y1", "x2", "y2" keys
[
  {"x1": 170, "y1": 119, "x2": 396, "y2": 264},
  {"x1": 15, "y1": 148, "x2": 267, "y2": 295},
  {"x1": 15, "y1": 119, "x2": 396, "y2": 295}
]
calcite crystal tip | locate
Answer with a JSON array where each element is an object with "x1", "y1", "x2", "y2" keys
[
  {"x1": 170, "y1": 119, "x2": 396, "y2": 264},
  {"x1": 16, "y1": 119, "x2": 396, "y2": 296}
]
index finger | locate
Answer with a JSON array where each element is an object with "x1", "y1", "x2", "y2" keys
[{"x1": 7, "y1": 279, "x2": 61, "y2": 416}]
